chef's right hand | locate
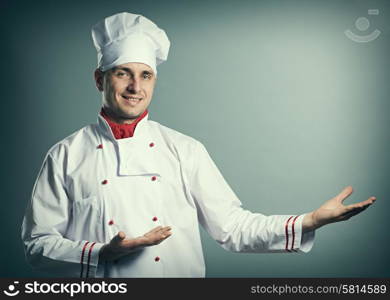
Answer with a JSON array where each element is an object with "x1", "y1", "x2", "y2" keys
[{"x1": 99, "y1": 226, "x2": 172, "y2": 262}]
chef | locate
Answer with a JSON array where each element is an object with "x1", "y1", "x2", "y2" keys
[{"x1": 21, "y1": 12, "x2": 376, "y2": 278}]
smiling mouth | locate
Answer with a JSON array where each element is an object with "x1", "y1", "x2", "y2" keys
[{"x1": 122, "y1": 95, "x2": 143, "y2": 104}]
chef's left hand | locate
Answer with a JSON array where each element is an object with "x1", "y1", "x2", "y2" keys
[{"x1": 303, "y1": 186, "x2": 376, "y2": 232}]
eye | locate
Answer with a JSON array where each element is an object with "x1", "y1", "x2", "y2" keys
[
  {"x1": 143, "y1": 73, "x2": 152, "y2": 79},
  {"x1": 116, "y1": 71, "x2": 129, "y2": 77}
]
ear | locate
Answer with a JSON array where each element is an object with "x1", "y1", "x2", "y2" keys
[{"x1": 94, "y1": 68, "x2": 104, "y2": 92}]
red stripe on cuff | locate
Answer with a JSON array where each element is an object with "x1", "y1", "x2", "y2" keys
[
  {"x1": 80, "y1": 241, "x2": 89, "y2": 278},
  {"x1": 291, "y1": 215, "x2": 300, "y2": 251},
  {"x1": 86, "y1": 242, "x2": 96, "y2": 278},
  {"x1": 285, "y1": 216, "x2": 294, "y2": 252}
]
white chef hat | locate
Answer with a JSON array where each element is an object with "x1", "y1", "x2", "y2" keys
[{"x1": 91, "y1": 12, "x2": 170, "y2": 75}]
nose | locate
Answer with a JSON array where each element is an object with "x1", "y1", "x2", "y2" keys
[{"x1": 127, "y1": 77, "x2": 141, "y2": 94}]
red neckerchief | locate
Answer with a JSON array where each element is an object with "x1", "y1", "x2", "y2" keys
[{"x1": 100, "y1": 108, "x2": 148, "y2": 139}]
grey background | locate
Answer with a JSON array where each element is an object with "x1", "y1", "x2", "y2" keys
[{"x1": 1, "y1": 0, "x2": 389, "y2": 277}]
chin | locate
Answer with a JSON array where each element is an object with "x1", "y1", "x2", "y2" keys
[{"x1": 121, "y1": 111, "x2": 142, "y2": 119}]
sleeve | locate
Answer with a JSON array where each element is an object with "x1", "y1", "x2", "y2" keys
[
  {"x1": 189, "y1": 141, "x2": 315, "y2": 254},
  {"x1": 21, "y1": 152, "x2": 105, "y2": 278}
]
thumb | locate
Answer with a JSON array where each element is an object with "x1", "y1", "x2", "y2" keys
[
  {"x1": 336, "y1": 186, "x2": 354, "y2": 203},
  {"x1": 112, "y1": 231, "x2": 126, "y2": 244}
]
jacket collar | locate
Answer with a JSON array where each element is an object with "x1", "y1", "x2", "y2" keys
[
  {"x1": 100, "y1": 108, "x2": 148, "y2": 139},
  {"x1": 97, "y1": 111, "x2": 150, "y2": 144}
]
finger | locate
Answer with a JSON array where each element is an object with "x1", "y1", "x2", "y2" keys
[
  {"x1": 344, "y1": 197, "x2": 376, "y2": 212},
  {"x1": 342, "y1": 205, "x2": 368, "y2": 217},
  {"x1": 342, "y1": 204, "x2": 368, "y2": 215},
  {"x1": 154, "y1": 233, "x2": 172, "y2": 245},
  {"x1": 140, "y1": 231, "x2": 171, "y2": 246},
  {"x1": 152, "y1": 226, "x2": 172, "y2": 234},
  {"x1": 340, "y1": 198, "x2": 375, "y2": 218},
  {"x1": 336, "y1": 186, "x2": 354, "y2": 203},
  {"x1": 160, "y1": 229, "x2": 173, "y2": 238},
  {"x1": 147, "y1": 226, "x2": 163, "y2": 234},
  {"x1": 361, "y1": 196, "x2": 376, "y2": 206},
  {"x1": 154, "y1": 227, "x2": 172, "y2": 238},
  {"x1": 152, "y1": 228, "x2": 173, "y2": 242},
  {"x1": 340, "y1": 206, "x2": 368, "y2": 220}
]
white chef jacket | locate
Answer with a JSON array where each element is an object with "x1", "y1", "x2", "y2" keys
[{"x1": 21, "y1": 112, "x2": 315, "y2": 278}]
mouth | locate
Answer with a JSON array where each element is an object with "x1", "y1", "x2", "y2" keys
[{"x1": 122, "y1": 95, "x2": 143, "y2": 105}]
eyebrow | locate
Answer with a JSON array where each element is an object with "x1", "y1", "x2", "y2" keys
[{"x1": 114, "y1": 67, "x2": 154, "y2": 75}]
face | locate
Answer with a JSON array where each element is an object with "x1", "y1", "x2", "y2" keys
[{"x1": 94, "y1": 62, "x2": 156, "y2": 124}]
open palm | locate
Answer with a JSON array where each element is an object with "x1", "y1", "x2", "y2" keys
[{"x1": 312, "y1": 186, "x2": 376, "y2": 228}]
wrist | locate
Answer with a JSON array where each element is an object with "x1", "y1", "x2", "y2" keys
[
  {"x1": 302, "y1": 211, "x2": 317, "y2": 233},
  {"x1": 98, "y1": 244, "x2": 109, "y2": 261}
]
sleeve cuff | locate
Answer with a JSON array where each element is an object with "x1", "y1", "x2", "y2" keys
[
  {"x1": 299, "y1": 229, "x2": 315, "y2": 253},
  {"x1": 285, "y1": 214, "x2": 315, "y2": 253},
  {"x1": 79, "y1": 241, "x2": 105, "y2": 278}
]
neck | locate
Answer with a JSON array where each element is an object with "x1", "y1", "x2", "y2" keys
[{"x1": 102, "y1": 107, "x2": 140, "y2": 124}]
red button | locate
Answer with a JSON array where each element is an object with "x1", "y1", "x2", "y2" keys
[
  {"x1": 151, "y1": 176, "x2": 157, "y2": 181},
  {"x1": 152, "y1": 217, "x2": 158, "y2": 222},
  {"x1": 102, "y1": 179, "x2": 108, "y2": 185},
  {"x1": 154, "y1": 256, "x2": 160, "y2": 262},
  {"x1": 108, "y1": 220, "x2": 114, "y2": 225},
  {"x1": 149, "y1": 142, "x2": 155, "y2": 147},
  {"x1": 97, "y1": 144, "x2": 103, "y2": 149}
]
